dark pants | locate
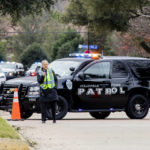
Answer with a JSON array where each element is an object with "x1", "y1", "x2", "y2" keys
[{"x1": 40, "y1": 101, "x2": 57, "y2": 122}]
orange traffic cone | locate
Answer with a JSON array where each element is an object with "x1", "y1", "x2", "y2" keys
[{"x1": 11, "y1": 88, "x2": 21, "y2": 120}]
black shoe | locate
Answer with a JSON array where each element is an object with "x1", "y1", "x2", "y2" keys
[
  {"x1": 53, "y1": 120, "x2": 56, "y2": 123},
  {"x1": 42, "y1": 121, "x2": 46, "y2": 124}
]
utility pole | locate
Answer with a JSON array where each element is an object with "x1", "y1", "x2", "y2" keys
[
  {"x1": 88, "y1": 31, "x2": 90, "y2": 53},
  {"x1": 87, "y1": 19, "x2": 90, "y2": 53}
]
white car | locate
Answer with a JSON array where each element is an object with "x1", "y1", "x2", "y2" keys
[{"x1": 0, "y1": 68, "x2": 6, "y2": 84}]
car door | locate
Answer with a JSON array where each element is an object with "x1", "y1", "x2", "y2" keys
[
  {"x1": 110, "y1": 60, "x2": 131, "y2": 108},
  {"x1": 72, "y1": 61, "x2": 112, "y2": 109}
]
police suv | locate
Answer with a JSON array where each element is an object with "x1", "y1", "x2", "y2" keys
[{"x1": 0, "y1": 54, "x2": 150, "y2": 120}]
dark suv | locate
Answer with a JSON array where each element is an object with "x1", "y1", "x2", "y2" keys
[{"x1": 0, "y1": 56, "x2": 150, "y2": 120}]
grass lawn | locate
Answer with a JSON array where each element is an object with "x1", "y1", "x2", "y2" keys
[
  {"x1": 0, "y1": 117, "x2": 20, "y2": 139},
  {"x1": 0, "y1": 117, "x2": 29, "y2": 150}
]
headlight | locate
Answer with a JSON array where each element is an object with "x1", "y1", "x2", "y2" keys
[
  {"x1": 29, "y1": 86, "x2": 40, "y2": 92},
  {"x1": 8, "y1": 72, "x2": 16, "y2": 76},
  {"x1": 8, "y1": 72, "x2": 13, "y2": 76},
  {"x1": 28, "y1": 86, "x2": 40, "y2": 95},
  {"x1": 28, "y1": 92, "x2": 39, "y2": 95}
]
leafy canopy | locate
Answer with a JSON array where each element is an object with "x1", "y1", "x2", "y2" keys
[
  {"x1": 51, "y1": 29, "x2": 83, "y2": 60},
  {"x1": 63, "y1": 0, "x2": 149, "y2": 32},
  {"x1": 20, "y1": 43, "x2": 48, "y2": 68},
  {"x1": 0, "y1": 41, "x2": 7, "y2": 60},
  {"x1": 0, "y1": 0, "x2": 54, "y2": 22}
]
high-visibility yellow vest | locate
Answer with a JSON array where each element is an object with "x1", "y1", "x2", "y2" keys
[{"x1": 39, "y1": 68, "x2": 55, "y2": 90}]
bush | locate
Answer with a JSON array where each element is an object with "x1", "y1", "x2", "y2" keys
[
  {"x1": 51, "y1": 29, "x2": 83, "y2": 60},
  {"x1": 20, "y1": 43, "x2": 49, "y2": 69},
  {"x1": 0, "y1": 41, "x2": 7, "y2": 60}
]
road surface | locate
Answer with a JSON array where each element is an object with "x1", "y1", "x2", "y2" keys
[{"x1": 1, "y1": 111, "x2": 150, "y2": 150}]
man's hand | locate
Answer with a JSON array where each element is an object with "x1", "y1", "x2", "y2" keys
[{"x1": 42, "y1": 71, "x2": 46, "y2": 76}]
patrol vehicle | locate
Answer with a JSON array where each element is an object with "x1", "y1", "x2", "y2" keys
[
  {"x1": 0, "y1": 68, "x2": 6, "y2": 84},
  {"x1": 0, "y1": 62, "x2": 25, "y2": 80},
  {"x1": 0, "y1": 54, "x2": 150, "y2": 120}
]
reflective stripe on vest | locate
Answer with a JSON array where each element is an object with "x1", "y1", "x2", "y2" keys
[{"x1": 39, "y1": 69, "x2": 55, "y2": 89}]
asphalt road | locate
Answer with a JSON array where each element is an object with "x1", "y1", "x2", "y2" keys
[{"x1": 1, "y1": 111, "x2": 150, "y2": 150}]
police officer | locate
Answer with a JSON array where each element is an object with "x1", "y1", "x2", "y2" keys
[{"x1": 37, "y1": 60, "x2": 58, "y2": 124}]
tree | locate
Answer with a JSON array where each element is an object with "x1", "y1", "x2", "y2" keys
[
  {"x1": 12, "y1": 12, "x2": 66, "y2": 61},
  {"x1": 64, "y1": 0, "x2": 149, "y2": 32},
  {"x1": 63, "y1": 0, "x2": 150, "y2": 54},
  {"x1": 51, "y1": 29, "x2": 83, "y2": 60},
  {"x1": 0, "y1": 0, "x2": 54, "y2": 22},
  {"x1": 12, "y1": 15, "x2": 47, "y2": 60},
  {"x1": 0, "y1": 41, "x2": 7, "y2": 60},
  {"x1": 129, "y1": 8, "x2": 150, "y2": 53},
  {"x1": 20, "y1": 43, "x2": 48, "y2": 68}
]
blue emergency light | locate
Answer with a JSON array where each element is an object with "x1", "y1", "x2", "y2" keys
[
  {"x1": 69, "y1": 53, "x2": 101, "y2": 59},
  {"x1": 69, "y1": 53, "x2": 92, "y2": 58},
  {"x1": 0, "y1": 61, "x2": 4, "y2": 63},
  {"x1": 34, "y1": 62, "x2": 41, "y2": 64}
]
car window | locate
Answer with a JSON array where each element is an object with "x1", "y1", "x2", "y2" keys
[
  {"x1": 84, "y1": 62, "x2": 110, "y2": 79},
  {"x1": 0, "y1": 63, "x2": 16, "y2": 69},
  {"x1": 128, "y1": 60, "x2": 150, "y2": 78},
  {"x1": 30, "y1": 64, "x2": 41, "y2": 70},
  {"x1": 49, "y1": 60, "x2": 81, "y2": 78},
  {"x1": 112, "y1": 61, "x2": 128, "y2": 78}
]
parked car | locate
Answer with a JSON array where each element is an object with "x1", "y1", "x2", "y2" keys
[
  {"x1": 16, "y1": 63, "x2": 25, "y2": 76},
  {"x1": 0, "y1": 67, "x2": 6, "y2": 84},
  {"x1": 0, "y1": 62, "x2": 24, "y2": 80},
  {"x1": 25, "y1": 62, "x2": 41, "y2": 76}
]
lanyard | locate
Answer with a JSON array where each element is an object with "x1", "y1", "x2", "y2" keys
[{"x1": 46, "y1": 70, "x2": 48, "y2": 85}]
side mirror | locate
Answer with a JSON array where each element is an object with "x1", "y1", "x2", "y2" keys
[
  {"x1": 78, "y1": 72, "x2": 84, "y2": 80},
  {"x1": 70, "y1": 67, "x2": 75, "y2": 72}
]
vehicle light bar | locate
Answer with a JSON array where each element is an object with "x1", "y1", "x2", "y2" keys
[
  {"x1": 69, "y1": 53, "x2": 101, "y2": 59},
  {"x1": 34, "y1": 62, "x2": 41, "y2": 64}
]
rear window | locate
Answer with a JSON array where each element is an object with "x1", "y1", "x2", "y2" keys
[{"x1": 128, "y1": 60, "x2": 150, "y2": 78}]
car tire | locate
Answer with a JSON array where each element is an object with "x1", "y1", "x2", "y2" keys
[
  {"x1": 21, "y1": 110, "x2": 33, "y2": 119},
  {"x1": 89, "y1": 112, "x2": 111, "y2": 119},
  {"x1": 125, "y1": 94, "x2": 149, "y2": 119},
  {"x1": 46, "y1": 95, "x2": 68, "y2": 120}
]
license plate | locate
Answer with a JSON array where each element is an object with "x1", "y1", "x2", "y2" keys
[{"x1": 29, "y1": 98, "x2": 36, "y2": 102}]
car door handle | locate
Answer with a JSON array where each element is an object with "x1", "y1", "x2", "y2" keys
[{"x1": 125, "y1": 81, "x2": 130, "y2": 85}]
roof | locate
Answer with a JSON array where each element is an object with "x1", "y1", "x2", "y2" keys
[
  {"x1": 53, "y1": 56, "x2": 150, "y2": 63},
  {"x1": 55, "y1": 57, "x2": 92, "y2": 62},
  {"x1": 102, "y1": 56, "x2": 149, "y2": 60}
]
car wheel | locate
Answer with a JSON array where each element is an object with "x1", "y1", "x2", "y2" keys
[
  {"x1": 46, "y1": 95, "x2": 68, "y2": 120},
  {"x1": 125, "y1": 94, "x2": 149, "y2": 119},
  {"x1": 21, "y1": 110, "x2": 33, "y2": 119},
  {"x1": 89, "y1": 112, "x2": 111, "y2": 119}
]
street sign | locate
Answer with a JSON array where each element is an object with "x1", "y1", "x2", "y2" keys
[{"x1": 78, "y1": 44, "x2": 98, "y2": 49}]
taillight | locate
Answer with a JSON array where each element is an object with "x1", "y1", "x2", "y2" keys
[{"x1": 30, "y1": 72, "x2": 36, "y2": 76}]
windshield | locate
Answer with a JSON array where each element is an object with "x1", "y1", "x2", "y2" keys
[
  {"x1": 30, "y1": 64, "x2": 41, "y2": 70},
  {"x1": 0, "y1": 63, "x2": 16, "y2": 69},
  {"x1": 49, "y1": 60, "x2": 81, "y2": 77}
]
